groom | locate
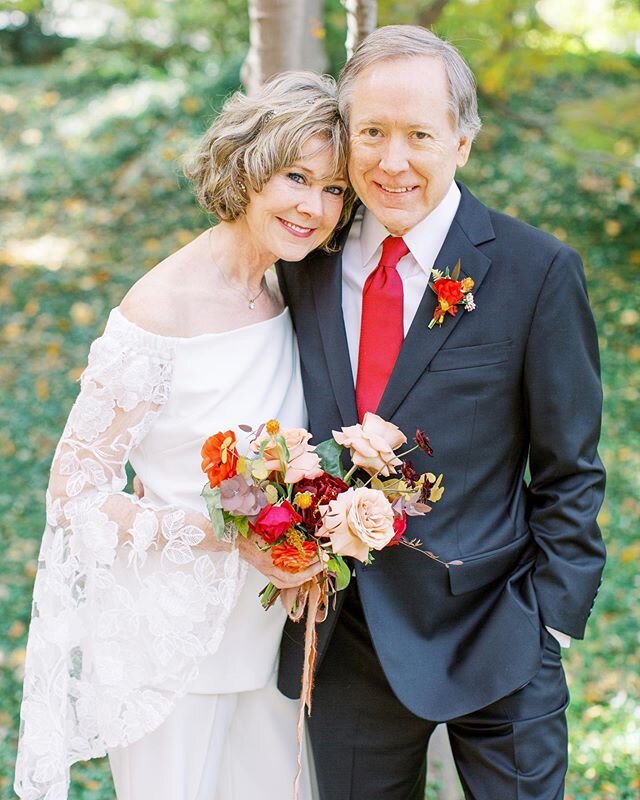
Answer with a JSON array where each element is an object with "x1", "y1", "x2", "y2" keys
[{"x1": 277, "y1": 25, "x2": 605, "y2": 800}]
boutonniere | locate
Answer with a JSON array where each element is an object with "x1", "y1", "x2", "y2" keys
[{"x1": 428, "y1": 259, "x2": 476, "y2": 329}]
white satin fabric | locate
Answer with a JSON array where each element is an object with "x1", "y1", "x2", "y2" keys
[
  {"x1": 15, "y1": 306, "x2": 307, "y2": 799},
  {"x1": 108, "y1": 676, "x2": 317, "y2": 800}
]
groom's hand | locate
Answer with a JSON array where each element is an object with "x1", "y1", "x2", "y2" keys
[{"x1": 236, "y1": 531, "x2": 324, "y2": 589}]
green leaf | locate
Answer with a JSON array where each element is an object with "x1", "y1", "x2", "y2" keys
[
  {"x1": 222, "y1": 511, "x2": 249, "y2": 539},
  {"x1": 451, "y1": 259, "x2": 462, "y2": 280},
  {"x1": 327, "y1": 555, "x2": 351, "y2": 591},
  {"x1": 273, "y1": 434, "x2": 291, "y2": 462},
  {"x1": 201, "y1": 484, "x2": 222, "y2": 514},
  {"x1": 315, "y1": 438, "x2": 345, "y2": 478},
  {"x1": 210, "y1": 507, "x2": 225, "y2": 540},
  {"x1": 201, "y1": 485, "x2": 226, "y2": 539}
]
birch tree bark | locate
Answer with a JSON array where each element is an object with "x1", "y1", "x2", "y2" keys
[
  {"x1": 342, "y1": 0, "x2": 377, "y2": 57},
  {"x1": 242, "y1": 0, "x2": 328, "y2": 94},
  {"x1": 302, "y1": 0, "x2": 329, "y2": 74}
]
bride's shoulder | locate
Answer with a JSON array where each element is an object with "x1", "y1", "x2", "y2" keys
[{"x1": 119, "y1": 234, "x2": 205, "y2": 336}]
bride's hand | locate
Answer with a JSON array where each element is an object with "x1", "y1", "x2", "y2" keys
[{"x1": 236, "y1": 532, "x2": 324, "y2": 589}]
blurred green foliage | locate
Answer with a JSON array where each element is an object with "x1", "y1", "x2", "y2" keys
[{"x1": 1, "y1": 2, "x2": 639, "y2": 799}]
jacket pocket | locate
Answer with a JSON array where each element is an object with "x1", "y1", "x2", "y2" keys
[
  {"x1": 447, "y1": 532, "x2": 537, "y2": 596},
  {"x1": 429, "y1": 339, "x2": 512, "y2": 372}
]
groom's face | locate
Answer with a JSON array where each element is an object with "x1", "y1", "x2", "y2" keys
[{"x1": 347, "y1": 56, "x2": 471, "y2": 236}]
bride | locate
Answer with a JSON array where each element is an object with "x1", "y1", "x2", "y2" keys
[{"x1": 14, "y1": 72, "x2": 353, "y2": 800}]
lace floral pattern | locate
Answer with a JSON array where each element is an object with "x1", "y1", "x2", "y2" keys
[{"x1": 15, "y1": 317, "x2": 245, "y2": 800}]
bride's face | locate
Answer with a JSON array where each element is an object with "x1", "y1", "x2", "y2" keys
[{"x1": 242, "y1": 135, "x2": 347, "y2": 262}]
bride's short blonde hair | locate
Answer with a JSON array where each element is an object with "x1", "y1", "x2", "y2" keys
[{"x1": 184, "y1": 72, "x2": 354, "y2": 232}]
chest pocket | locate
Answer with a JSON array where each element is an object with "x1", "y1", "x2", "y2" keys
[{"x1": 429, "y1": 339, "x2": 512, "y2": 372}]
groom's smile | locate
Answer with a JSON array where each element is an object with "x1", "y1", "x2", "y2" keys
[{"x1": 346, "y1": 55, "x2": 472, "y2": 235}]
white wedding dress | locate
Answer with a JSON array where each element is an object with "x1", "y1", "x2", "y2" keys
[{"x1": 14, "y1": 306, "x2": 315, "y2": 800}]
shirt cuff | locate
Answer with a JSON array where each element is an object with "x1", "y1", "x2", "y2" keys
[{"x1": 546, "y1": 626, "x2": 571, "y2": 648}]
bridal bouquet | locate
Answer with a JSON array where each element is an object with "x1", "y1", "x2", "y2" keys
[
  {"x1": 200, "y1": 412, "x2": 446, "y2": 612},
  {"x1": 200, "y1": 412, "x2": 449, "y2": 797}
]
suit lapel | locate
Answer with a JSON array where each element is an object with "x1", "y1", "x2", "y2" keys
[
  {"x1": 309, "y1": 229, "x2": 359, "y2": 428},
  {"x1": 377, "y1": 185, "x2": 495, "y2": 421}
]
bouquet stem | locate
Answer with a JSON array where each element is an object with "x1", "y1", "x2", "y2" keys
[{"x1": 259, "y1": 581, "x2": 281, "y2": 610}]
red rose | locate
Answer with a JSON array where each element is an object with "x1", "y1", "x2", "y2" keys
[
  {"x1": 250, "y1": 501, "x2": 302, "y2": 544},
  {"x1": 387, "y1": 511, "x2": 407, "y2": 546},
  {"x1": 434, "y1": 278, "x2": 463, "y2": 306},
  {"x1": 271, "y1": 540, "x2": 317, "y2": 573},
  {"x1": 295, "y1": 473, "x2": 349, "y2": 529}
]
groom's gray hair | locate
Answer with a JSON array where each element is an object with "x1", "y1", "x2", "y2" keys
[{"x1": 338, "y1": 25, "x2": 482, "y2": 141}]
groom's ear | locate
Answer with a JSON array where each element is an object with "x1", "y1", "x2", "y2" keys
[{"x1": 456, "y1": 135, "x2": 472, "y2": 168}]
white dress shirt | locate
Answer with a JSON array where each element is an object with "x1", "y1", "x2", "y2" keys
[
  {"x1": 342, "y1": 182, "x2": 461, "y2": 381},
  {"x1": 340, "y1": 180, "x2": 571, "y2": 649}
]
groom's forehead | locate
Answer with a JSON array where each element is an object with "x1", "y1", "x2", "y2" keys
[{"x1": 342, "y1": 56, "x2": 447, "y2": 119}]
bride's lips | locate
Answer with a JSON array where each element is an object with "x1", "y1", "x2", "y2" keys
[{"x1": 277, "y1": 217, "x2": 315, "y2": 238}]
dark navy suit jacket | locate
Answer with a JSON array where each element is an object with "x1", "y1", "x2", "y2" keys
[{"x1": 276, "y1": 183, "x2": 606, "y2": 721}]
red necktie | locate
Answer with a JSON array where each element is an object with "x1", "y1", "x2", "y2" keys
[{"x1": 355, "y1": 236, "x2": 409, "y2": 421}]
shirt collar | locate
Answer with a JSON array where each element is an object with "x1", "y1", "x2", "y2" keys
[{"x1": 359, "y1": 182, "x2": 461, "y2": 277}]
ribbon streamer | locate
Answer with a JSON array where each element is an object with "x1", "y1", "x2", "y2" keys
[{"x1": 292, "y1": 575, "x2": 329, "y2": 799}]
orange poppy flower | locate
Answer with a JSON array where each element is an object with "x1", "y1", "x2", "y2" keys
[{"x1": 201, "y1": 430, "x2": 239, "y2": 488}]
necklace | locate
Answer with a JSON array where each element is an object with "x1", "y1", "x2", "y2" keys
[
  {"x1": 208, "y1": 229, "x2": 267, "y2": 310},
  {"x1": 246, "y1": 281, "x2": 266, "y2": 310}
]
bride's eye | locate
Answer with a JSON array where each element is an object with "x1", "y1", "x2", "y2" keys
[
  {"x1": 324, "y1": 185, "x2": 345, "y2": 196},
  {"x1": 287, "y1": 172, "x2": 306, "y2": 185}
]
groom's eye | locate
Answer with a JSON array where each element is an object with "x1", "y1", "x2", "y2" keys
[
  {"x1": 413, "y1": 131, "x2": 430, "y2": 140},
  {"x1": 364, "y1": 128, "x2": 381, "y2": 138}
]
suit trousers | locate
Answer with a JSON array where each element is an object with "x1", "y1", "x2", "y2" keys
[
  {"x1": 307, "y1": 580, "x2": 569, "y2": 800},
  {"x1": 108, "y1": 674, "x2": 317, "y2": 800}
]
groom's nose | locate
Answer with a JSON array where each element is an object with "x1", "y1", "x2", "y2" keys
[{"x1": 378, "y1": 135, "x2": 410, "y2": 174}]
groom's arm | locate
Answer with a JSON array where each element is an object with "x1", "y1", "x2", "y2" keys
[{"x1": 524, "y1": 244, "x2": 606, "y2": 640}]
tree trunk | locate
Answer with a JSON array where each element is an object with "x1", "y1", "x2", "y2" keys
[
  {"x1": 242, "y1": 0, "x2": 328, "y2": 93},
  {"x1": 342, "y1": 0, "x2": 377, "y2": 58},
  {"x1": 302, "y1": 0, "x2": 329, "y2": 75},
  {"x1": 417, "y1": 0, "x2": 451, "y2": 29}
]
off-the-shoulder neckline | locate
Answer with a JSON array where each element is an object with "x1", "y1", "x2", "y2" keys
[{"x1": 110, "y1": 305, "x2": 290, "y2": 342}]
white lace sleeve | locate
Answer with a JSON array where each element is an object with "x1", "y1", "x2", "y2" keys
[{"x1": 14, "y1": 314, "x2": 245, "y2": 800}]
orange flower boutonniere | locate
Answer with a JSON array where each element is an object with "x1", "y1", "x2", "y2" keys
[{"x1": 428, "y1": 259, "x2": 476, "y2": 329}]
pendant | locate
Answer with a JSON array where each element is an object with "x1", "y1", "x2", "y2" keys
[{"x1": 248, "y1": 300, "x2": 256, "y2": 310}]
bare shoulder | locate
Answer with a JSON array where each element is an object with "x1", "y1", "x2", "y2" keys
[{"x1": 119, "y1": 233, "x2": 207, "y2": 336}]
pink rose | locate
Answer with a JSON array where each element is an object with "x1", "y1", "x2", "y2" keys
[
  {"x1": 332, "y1": 413, "x2": 407, "y2": 476},
  {"x1": 252, "y1": 427, "x2": 323, "y2": 483},
  {"x1": 318, "y1": 487, "x2": 396, "y2": 563},
  {"x1": 249, "y1": 501, "x2": 302, "y2": 544}
]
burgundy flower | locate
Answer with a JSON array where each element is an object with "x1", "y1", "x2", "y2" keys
[
  {"x1": 419, "y1": 476, "x2": 434, "y2": 505},
  {"x1": 414, "y1": 429, "x2": 433, "y2": 457},
  {"x1": 400, "y1": 460, "x2": 420, "y2": 488},
  {"x1": 295, "y1": 473, "x2": 349, "y2": 530}
]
